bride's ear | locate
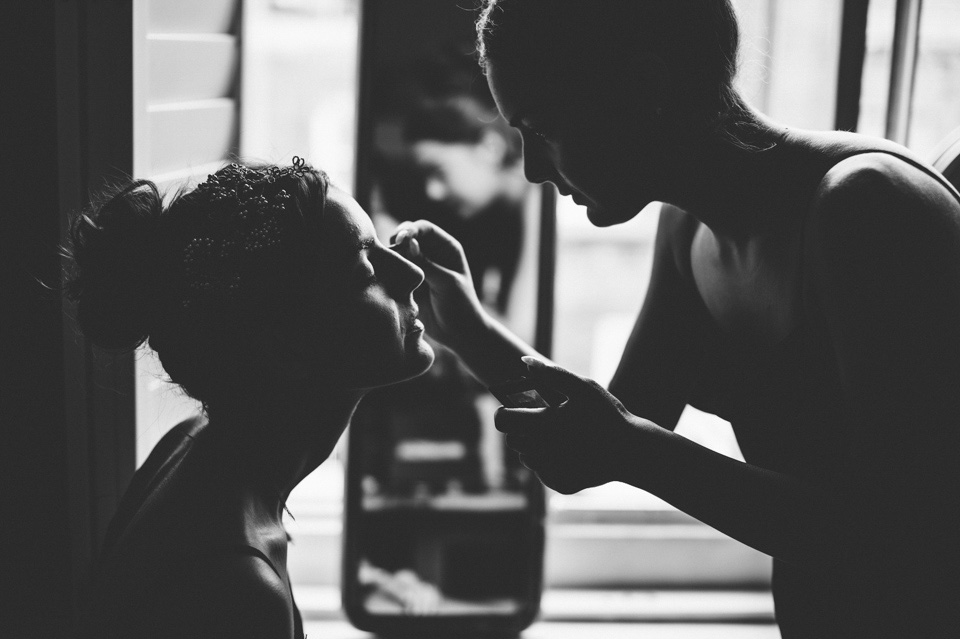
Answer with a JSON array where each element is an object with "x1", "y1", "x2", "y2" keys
[{"x1": 255, "y1": 322, "x2": 317, "y2": 383}]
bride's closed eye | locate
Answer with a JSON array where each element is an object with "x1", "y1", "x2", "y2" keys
[
  {"x1": 358, "y1": 270, "x2": 377, "y2": 286},
  {"x1": 354, "y1": 255, "x2": 377, "y2": 285}
]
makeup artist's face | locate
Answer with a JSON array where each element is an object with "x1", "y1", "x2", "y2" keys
[
  {"x1": 311, "y1": 186, "x2": 434, "y2": 389},
  {"x1": 486, "y1": 56, "x2": 669, "y2": 227}
]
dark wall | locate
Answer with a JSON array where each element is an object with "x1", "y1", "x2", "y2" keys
[
  {"x1": 2, "y1": 3, "x2": 74, "y2": 637},
  {"x1": 2, "y1": 2, "x2": 136, "y2": 637},
  {"x1": 366, "y1": 0, "x2": 491, "y2": 117}
]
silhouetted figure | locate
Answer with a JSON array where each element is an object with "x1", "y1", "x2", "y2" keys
[
  {"x1": 389, "y1": 2, "x2": 960, "y2": 637},
  {"x1": 68, "y1": 160, "x2": 434, "y2": 639}
]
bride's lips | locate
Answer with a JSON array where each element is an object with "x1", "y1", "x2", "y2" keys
[{"x1": 407, "y1": 305, "x2": 424, "y2": 337}]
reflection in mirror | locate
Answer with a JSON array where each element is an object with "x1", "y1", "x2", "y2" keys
[{"x1": 344, "y1": 0, "x2": 544, "y2": 625}]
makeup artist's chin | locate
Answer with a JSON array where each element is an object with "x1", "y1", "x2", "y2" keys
[{"x1": 586, "y1": 204, "x2": 639, "y2": 227}]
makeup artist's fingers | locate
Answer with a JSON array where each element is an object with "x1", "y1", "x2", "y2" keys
[
  {"x1": 494, "y1": 406, "x2": 552, "y2": 438},
  {"x1": 504, "y1": 433, "x2": 539, "y2": 455},
  {"x1": 392, "y1": 220, "x2": 469, "y2": 274},
  {"x1": 521, "y1": 356, "x2": 607, "y2": 403}
]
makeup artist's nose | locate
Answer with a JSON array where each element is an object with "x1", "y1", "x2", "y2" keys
[{"x1": 522, "y1": 141, "x2": 556, "y2": 185}]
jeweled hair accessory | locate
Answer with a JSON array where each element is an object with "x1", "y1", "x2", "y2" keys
[{"x1": 181, "y1": 158, "x2": 310, "y2": 309}]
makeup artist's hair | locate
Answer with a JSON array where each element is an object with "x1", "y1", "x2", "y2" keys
[{"x1": 476, "y1": 0, "x2": 762, "y2": 149}]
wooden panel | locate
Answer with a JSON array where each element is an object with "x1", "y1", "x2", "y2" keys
[
  {"x1": 147, "y1": 34, "x2": 238, "y2": 103},
  {"x1": 148, "y1": 0, "x2": 239, "y2": 34},
  {"x1": 147, "y1": 99, "x2": 237, "y2": 175}
]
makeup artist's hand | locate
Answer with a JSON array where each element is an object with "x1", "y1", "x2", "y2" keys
[
  {"x1": 495, "y1": 357, "x2": 652, "y2": 494},
  {"x1": 390, "y1": 220, "x2": 487, "y2": 349}
]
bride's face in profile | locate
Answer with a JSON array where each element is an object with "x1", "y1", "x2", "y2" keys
[{"x1": 309, "y1": 185, "x2": 434, "y2": 389}]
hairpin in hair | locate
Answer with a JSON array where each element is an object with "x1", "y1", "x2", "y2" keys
[{"x1": 181, "y1": 159, "x2": 309, "y2": 310}]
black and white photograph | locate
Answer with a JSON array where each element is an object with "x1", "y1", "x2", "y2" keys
[{"x1": 5, "y1": 1, "x2": 960, "y2": 638}]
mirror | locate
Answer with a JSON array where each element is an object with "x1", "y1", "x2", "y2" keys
[{"x1": 341, "y1": 1, "x2": 548, "y2": 635}]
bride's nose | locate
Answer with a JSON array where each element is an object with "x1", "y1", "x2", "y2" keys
[{"x1": 384, "y1": 248, "x2": 425, "y2": 295}]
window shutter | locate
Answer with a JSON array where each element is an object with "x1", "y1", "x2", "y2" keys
[{"x1": 134, "y1": 0, "x2": 243, "y2": 182}]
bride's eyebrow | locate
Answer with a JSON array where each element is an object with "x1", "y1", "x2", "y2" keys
[
  {"x1": 352, "y1": 236, "x2": 376, "y2": 259},
  {"x1": 320, "y1": 235, "x2": 374, "y2": 267},
  {"x1": 345, "y1": 236, "x2": 377, "y2": 266}
]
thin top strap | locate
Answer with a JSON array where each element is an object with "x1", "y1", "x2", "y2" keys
[{"x1": 841, "y1": 147, "x2": 960, "y2": 205}]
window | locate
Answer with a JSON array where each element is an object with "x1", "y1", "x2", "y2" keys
[
  {"x1": 910, "y1": 0, "x2": 960, "y2": 156},
  {"x1": 860, "y1": 0, "x2": 960, "y2": 155},
  {"x1": 241, "y1": 0, "x2": 360, "y2": 189},
  {"x1": 133, "y1": 0, "x2": 244, "y2": 464}
]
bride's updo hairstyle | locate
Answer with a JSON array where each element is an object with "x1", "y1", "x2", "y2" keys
[
  {"x1": 66, "y1": 160, "x2": 329, "y2": 406},
  {"x1": 476, "y1": 0, "x2": 760, "y2": 149}
]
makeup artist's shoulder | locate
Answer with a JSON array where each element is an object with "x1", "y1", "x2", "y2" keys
[
  {"x1": 805, "y1": 138, "x2": 960, "y2": 270},
  {"x1": 813, "y1": 153, "x2": 954, "y2": 229},
  {"x1": 803, "y1": 129, "x2": 934, "y2": 205}
]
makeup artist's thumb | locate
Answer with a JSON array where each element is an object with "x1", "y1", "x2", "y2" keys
[
  {"x1": 411, "y1": 239, "x2": 459, "y2": 282},
  {"x1": 521, "y1": 356, "x2": 586, "y2": 400}
]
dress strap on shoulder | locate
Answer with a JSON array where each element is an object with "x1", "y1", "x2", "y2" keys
[
  {"x1": 99, "y1": 420, "x2": 203, "y2": 556},
  {"x1": 223, "y1": 544, "x2": 306, "y2": 638},
  {"x1": 227, "y1": 544, "x2": 286, "y2": 582},
  {"x1": 839, "y1": 147, "x2": 960, "y2": 205}
]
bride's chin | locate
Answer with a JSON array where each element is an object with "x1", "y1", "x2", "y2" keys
[{"x1": 408, "y1": 339, "x2": 436, "y2": 375}]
